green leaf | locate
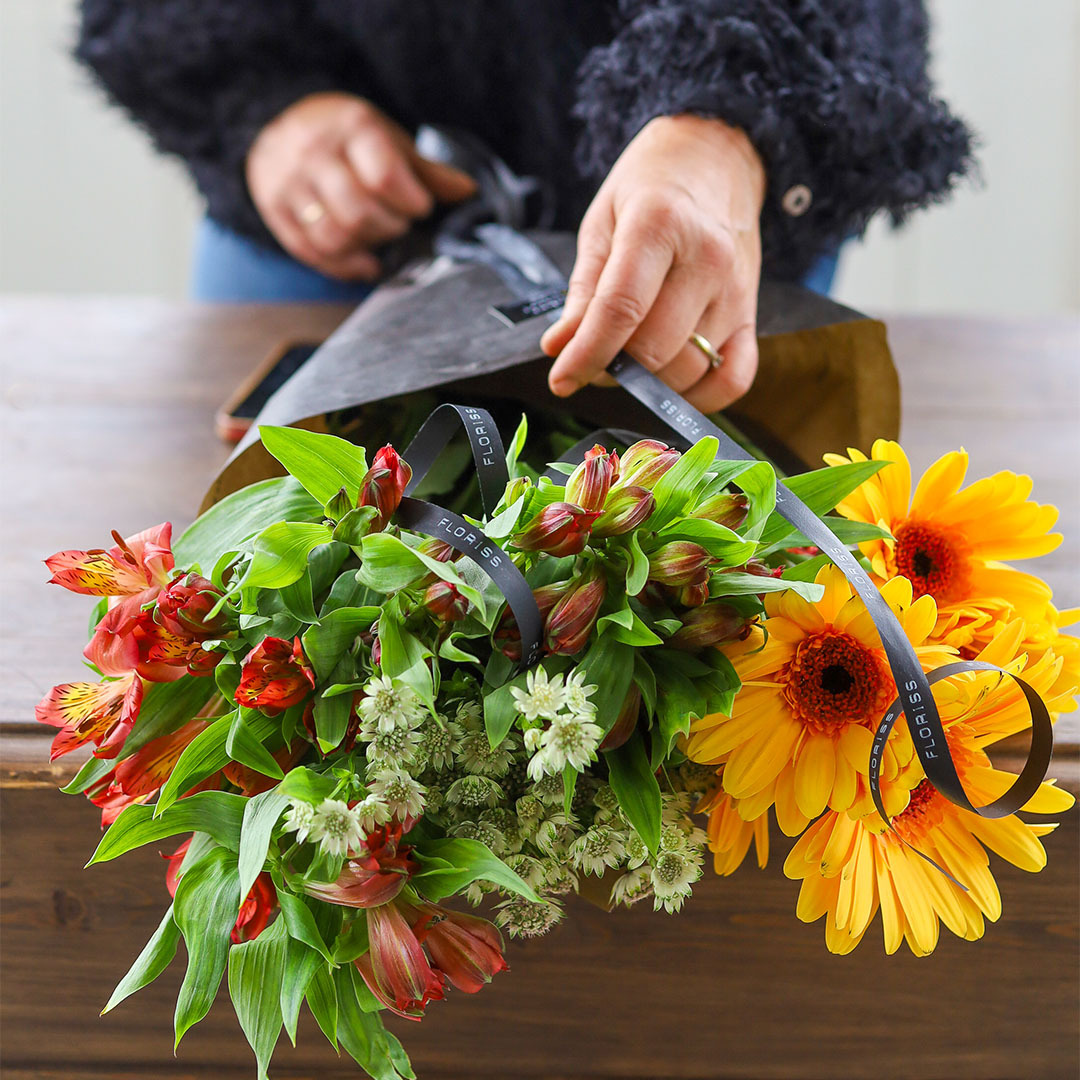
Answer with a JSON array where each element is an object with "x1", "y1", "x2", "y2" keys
[
  {"x1": 335, "y1": 966, "x2": 415, "y2": 1080},
  {"x1": 228, "y1": 919, "x2": 288, "y2": 1079},
  {"x1": 173, "y1": 846, "x2": 241, "y2": 1047},
  {"x1": 238, "y1": 789, "x2": 290, "y2": 903},
  {"x1": 412, "y1": 838, "x2": 540, "y2": 902},
  {"x1": 577, "y1": 634, "x2": 635, "y2": 735},
  {"x1": 227, "y1": 711, "x2": 285, "y2": 781},
  {"x1": 277, "y1": 888, "x2": 336, "y2": 963},
  {"x1": 710, "y1": 571, "x2": 825, "y2": 602},
  {"x1": 760, "y1": 517, "x2": 893, "y2": 556},
  {"x1": 655, "y1": 517, "x2": 757, "y2": 564},
  {"x1": 260, "y1": 425, "x2": 369, "y2": 507},
  {"x1": 597, "y1": 601, "x2": 664, "y2": 647},
  {"x1": 625, "y1": 530, "x2": 650, "y2": 596},
  {"x1": 313, "y1": 660, "x2": 355, "y2": 752},
  {"x1": 757, "y1": 460, "x2": 887, "y2": 549},
  {"x1": 156, "y1": 711, "x2": 279, "y2": 814},
  {"x1": 88, "y1": 792, "x2": 246, "y2": 865},
  {"x1": 728, "y1": 459, "x2": 777, "y2": 540},
  {"x1": 505, "y1": 413, "x2": 528, "y2": 478},
  {"x1": 483, "y1": 492, "x2": 527, "y2": 540},
  {"x1": 102, "y1": 905, "x2": 180, "y2": 1014},
  {"x1": 483, "y1": 679, "x2": 520, "y2": 750},
  {"x1": 333, "y1": 916, "x2": 371, "y2": 964},
  {"x1": 277, "y1": 766, "x2": 337, "y2": 804},
  {"x1": 279, "y1": 939, "x2": 323, "y2": 1046},
  {"x1": 605, "y1": 733, "x2": 662, "y2": 856},
  {"x1": 278, "y1": 568, "x2": 318, "y2": 622},
  {"x1": 357, "y1": 532, "x2": 486, "y2": 618},
  {"x1": 377, "y1": 612, "x2": 435, "y2": 713},
  {"x1": 240, "y1": 522, "x2": 335, "y2": 592},
  {"x1": 647, "y1": 436, "x2": 720, "y2": 529},
  {"x1": 302, "y1": 605, "x2": 379, "y2": 682},
  {"x1": 61, "y1": 678, "x2": 218, "y2": 796},
  {"x1": 176, "y1": 476, "x2": 323, "y2": 568},
  {"x1": 306, "y1": 964, "x2": 340, "y2": 1050}
]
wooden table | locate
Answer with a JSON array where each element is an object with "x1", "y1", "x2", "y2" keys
[{"x1": 1, "y1": 298, "x2": 1077, "y2": 1079}]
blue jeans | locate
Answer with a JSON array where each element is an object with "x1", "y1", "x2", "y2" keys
[{"x1": 191, "y1": 217, "x2": 841, "y2": 302}]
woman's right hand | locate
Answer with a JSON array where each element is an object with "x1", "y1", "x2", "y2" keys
[{"x1": 246, "y1": 92, "x2": 476, "y2": 281}]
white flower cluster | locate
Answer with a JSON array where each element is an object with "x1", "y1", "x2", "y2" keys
[{"x1": 509, "y1": 668, "x2": 602, "y2": 782}]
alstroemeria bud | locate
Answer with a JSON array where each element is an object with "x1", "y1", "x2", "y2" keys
[
  {"x1": 500, "y1": 476, "x2": 531, "y2": 506},
  {"x1": 417, "y1": 902, "x2": 508, "y2": 993},
  {"x1": 647, "y1": 542, "x2": 715, "y2": 587},
  {"x1": 416, "y1": 537, "x2": 458, "y2": 563},
  {"x1": 565, "y1": 446, "x2": 618, "y2": 512},
  {"x1": 591, "y1": 485, "x2": 655, "y2": 538},
  {"x1": 600, "y1": 685, "x2": 641, "y2": 750},
  {"x1": 673, "y1": 581, "x2": 710, "y2": 608},
  {"x1": 670, "y1": 602, "x2": 746, "y2": 650},
  {"x1": 736, "y1": 558, "x2": 784, "y2": 580},
  {"x1": 619, "y1": 440, "x2": 680, "y2": 490},
  {"x1": 494, "y1": 582, "x2": 570, "y2": 660},
  {"x1": 235, "y1": 636, "x2": 315, "y2": 715},
  {"x1": 156, "y1": 573, "x2": 228, "y2": 637},
  {"x1": 424, "y1": 581, "x2": 469, "y2": 622},
  {"x1": 512, "y1": 502, "x2": 599, "y2": 557},
  {"x1": 693, "y1": 492, "x2": 750, "y2": 529},
  {"x1": 358, "y1": 445, "x2": 412, "y2": 530},
  {"x1": 545, "y1": 570, "x2": 606, "y2": 656},
  {"x1": 325, "y1": 486, "x2": 353, "y2": 522}
]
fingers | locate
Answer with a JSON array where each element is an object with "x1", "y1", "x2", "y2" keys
[
  {"x1": 547, "y1": 216, "x2": 674, "y2": 396},
  {"x1": 682, "y1": 319, "x2": 759, "y2": 413},
  {"x1": 345, "y1": 125, "x2": 434, "y2": 219},
  {"x1": 540, "y1": 200, "x2": 613, "y2": 359},
  {"x1": 308, "y1": 152, "x2": 410, "y2": 250},
  {"x1": 411, "y1": 154, "x2": 478, "y2": 204}
]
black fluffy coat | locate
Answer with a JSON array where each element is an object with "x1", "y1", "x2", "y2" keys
[{"x1": 75, "y1": 0, "x2": 973, "y2": 280}]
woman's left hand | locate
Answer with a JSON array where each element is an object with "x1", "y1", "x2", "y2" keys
[{"x1": 542, "y1": 114, "x2": 765, "y2": 413}]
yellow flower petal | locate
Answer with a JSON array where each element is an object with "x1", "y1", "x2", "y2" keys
[{"x1": 794, "y1": 732, "x2": 837, "y2": 819}]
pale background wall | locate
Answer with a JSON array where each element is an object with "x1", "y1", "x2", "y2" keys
[{"x1": 1, "y1": 0, "x2": 1078, "y2": 312}]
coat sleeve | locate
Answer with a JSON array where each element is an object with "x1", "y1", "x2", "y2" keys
[
  {"x1": 75, "y1": 0, "x2": 357, "y2": 244},
  {"x1": 572, "y1": 0, "x2": 974, "y2": 281}
]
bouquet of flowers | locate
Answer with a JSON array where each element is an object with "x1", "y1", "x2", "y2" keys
[{"x1": 39, "y1": 409, "x2": 1076, "y2": 1079}]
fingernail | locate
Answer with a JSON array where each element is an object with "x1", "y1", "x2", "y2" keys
[{"x1": 549, "y1": 376, "x2": 577, "y2": 397}]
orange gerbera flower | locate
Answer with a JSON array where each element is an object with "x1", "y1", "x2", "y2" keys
[
  {"x1": 684, "y1": 566, "x2": 955, "y2": 835},
  {"x1": 698, "y1": 786, "x2": 769, "y2": 876},
  {"x1": 785, "y1": 625, "x2": 1075, "y2": 955}
]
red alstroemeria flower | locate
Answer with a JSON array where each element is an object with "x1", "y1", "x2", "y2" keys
[
  {"x1": 355, "y1": 900, "x2": 446, "y2": 1020},
  {"x1": 155, "y1": 573, "x2": 229, "y2": 638},
  {"x1": 45, "y1": 523, "x2": 174, "y2": 597},
  {"x1": 302, "y1": 821, "x2": 418, "y2": 909},
  {"x1": 233, "y1": 873, "x2": 278, "y2": 943},
  {"x1": 412, "y1": 902, "x2": 508, "y2": 994},
  {"x1": 235, "y1": 636, "x2": 315, "y2": 715},
  {"x1": 36, "y1": 674, "x2": 144, "y2": 760},
  {"x1": 358, "y1": 445, "x2": 412, "y2": 531}
]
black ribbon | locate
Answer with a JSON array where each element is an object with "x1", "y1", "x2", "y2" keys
[
  {"x1": 397, "y1": 402, "x2": 543, "y2": 668},
  {"x1": 431, "y1": 222, "x2": 1055, "y2": 882}
]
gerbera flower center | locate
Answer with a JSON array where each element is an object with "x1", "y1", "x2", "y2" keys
[
  {"x1": 893, "y1": 519, "x2": 971, "y2": 602},
  {"x1": 781, "y1": 631, "x2": 891, "y2": 734},
  {"x1": 894, "y1": 778, "x2": 946, "y2": 840}
]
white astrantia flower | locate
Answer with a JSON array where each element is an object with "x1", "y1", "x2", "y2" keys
[
  {"x1": 458, "y1": 730, "x2": 516, "y2": 777},
  {"x1": 624, "y1": 830, "x2": 649, "y2": 869},
  {"x1": 495, "y1": 895, "x2": 564, "y2": 939},
  {"x1": 353, "y1": 793, "x2": 391, "y2": 834},
  {"x1": 308, "y1": 799, "x2": 365, "y2": 858},
  {"x1": 282, "y1": 799, "x2": 316, "y2": 843},
  {"x1": 563, "y1": 668, "x2": 599, "y2": 718},
  {"x1": 523, "y1": 726, "x2": 543, "y2": 754},
  {"x1": 358, "y1": 674, "x2": 424, "y2": 734},
  {"x1": 530, "y1": 773, "x2": 565, "y2": 806},
  {"x1": 533, "y1": 813, "x2": 575, "y2": 858},
  {"x1": 445, "y1": 774, "x2": 503, "y2": 810},
  {"x1": 364, "y1": 722, "x2": 422, "y2": 768},
  {"x1": 650, "y1": 848, "x2": 702, "y2": 913},
  {"x1": 454, "y1": 700, "x2": 483, "y2": 732},
  {"x1": 417, "y1": 714, "x2": 463, "y2": 772},
  {"x1": 367, "y1": 767, "x2": 426, "y2": 820},
  {"x1": 610, "y1": 865, "x2": 653, "y2": 907},
  {"x1": 570, "y1": 824, "x2": 627, "y2": 876},
  {"x1": 510, "y1": 667, "x2": 568, "y2": 722},
  {"x1": 538, "y1": 711, "x2": 602, "y2": 773}
]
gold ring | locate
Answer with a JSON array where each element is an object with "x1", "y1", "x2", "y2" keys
[
  {"x1": 298, "y1": 201, "x2": 326, "y2": 225},
  {"x1": 689, "y1": 331, "x2": 723, "y2": 368}
]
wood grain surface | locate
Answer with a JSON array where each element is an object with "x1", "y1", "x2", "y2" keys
[{"x1": 1, "y1": 298, "x2": 1077, "y2": 1079}]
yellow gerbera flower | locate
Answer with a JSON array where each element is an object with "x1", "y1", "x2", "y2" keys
[
  {"x1": 698, "y1": 786, "x2": 769, "y2": 876},
  {"x1": 784, "y1": 626, "x2": 1075, "y2": 955},
  {"x1": 685, "y1": 565, "x2": 956, "y2": 836},
  {"x1": 825, "y1": 439, "x2": 1061, "y2": 607}
]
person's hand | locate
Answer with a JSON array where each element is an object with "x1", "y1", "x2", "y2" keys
[
  {"x1": 246, "y1": 92, "x2": 476, "y2": 281},
  {"x1": 542, "y1": 115, "x2": 765, "y2": 412}
]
